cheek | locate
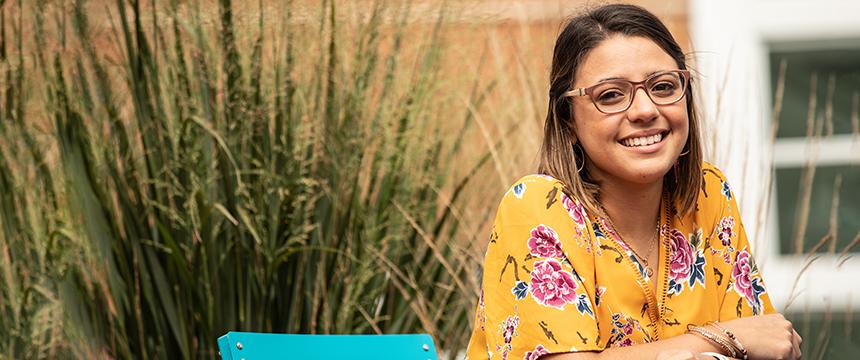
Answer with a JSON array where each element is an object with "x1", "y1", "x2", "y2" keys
[
  {"x1": 570, "y1": 104, "x2": 603, "y2": 140},
  {"x1": 572, "y1": 120, "x2": 612, "y2": 149},
  {"x1": 666, "y1": 103, "x2": 690, "y2": 133},
  {"x1": 674, "y1": 114, "x2": 689, "y2": 133}
]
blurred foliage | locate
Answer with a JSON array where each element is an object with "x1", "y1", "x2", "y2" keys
[{"x1": 0, "y1": 0, "x2": 491, "y2": 358}]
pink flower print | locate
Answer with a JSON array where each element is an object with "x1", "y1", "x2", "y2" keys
[
  {"x1": 523, "y1": 344, "x2": 549, "y2": 360},
  {"x1": 530, "y1": 259, "x2": 578, "y2": 309},
  {"x1": 561, "y1": 193, "x2": 587, "y2": 226},
  {"x1": 501, "y1": 315, "x2": 520, "y2": 345},
  {"x1": 608, "y1": 313, "x2": 648, "y2": 347},
  {"x1": 478, "y1": 289, "x2": 486, "y2": 330},
  {"x1": 717, "y1": 217, "x2": 736, "y2": 246},
  {"x1": 527, "y1": 225, "x2": 564, "y2": 259},
  {"x1": 498, "y1": 314, "x2": 520, "y2": 360},
  {"x1": 732, "y1": 250, "x2": 754, "y2": 301},
  {"x1": 622, "y1": 322, "x2": 634, "y2": 335},
  {"x1": 669, "y1": 229, "x2": 693, "y2": 282}
]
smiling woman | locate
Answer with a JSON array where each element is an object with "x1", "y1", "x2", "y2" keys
[{"x1": 465, "y1": 4, "x2": 802, "y2": 360}]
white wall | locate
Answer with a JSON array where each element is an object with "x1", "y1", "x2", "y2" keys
[{"x1": 690, "y1": 0, "x2": 860, "y2": 312}]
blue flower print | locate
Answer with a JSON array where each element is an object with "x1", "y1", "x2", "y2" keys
[
  {"x1": 630, "y1": 255, "x2": 649, "y2": 281},
  {"x1": 513, "y1": 183, "x2": 526, "y2": 199},
  {"x1": 511, "y1": 281, "x2": 529, "y2": 300},
  {"x1": 667, "y1": 279, "x2": 683, "y2": 295},
  {"x1": 721, "y1": 181, "x2": 732, "y2": 201},
  {"x1": 689, "y1": 251, "x2": 706, "y2": 289},
  {"x1": 592, "y1": 222, "x2": 606, "y2": 239},
  {"x1": 576, "y1": 293, "x2": 594, "y2": 317},
  {"x1": 750, "y1": 278, "x2": 766, "y2": 315}
]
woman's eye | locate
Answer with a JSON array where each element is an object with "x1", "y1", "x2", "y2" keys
[
  {"x1": 651, "y1": 81, "x2": 677, "y2": 93},
  {"x1": 597, "y1": 90, "x2": 625, "y2": 103},
  {"x1": 651, "y1": 82, "x2": 676, "y2": 91}
]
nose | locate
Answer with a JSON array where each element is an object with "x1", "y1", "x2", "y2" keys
[{"x1": 626, "y1": 86, "x2": 659, "y2": 122}]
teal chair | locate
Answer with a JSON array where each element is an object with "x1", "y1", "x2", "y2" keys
[{"x1": 217, "y1": 332, "x2": 439, "y2": 360}]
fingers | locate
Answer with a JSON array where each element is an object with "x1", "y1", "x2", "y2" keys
[
  {"x1": 656, "y1": 350, "x2": 697, "y2": 360},
  {"x1": 792, "y1": 328, "x2": 803, "y2": 359}
]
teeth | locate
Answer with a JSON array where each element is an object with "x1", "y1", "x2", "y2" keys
[{"x1": 622, "y1": 133, "x2": 663, "y2": 147}]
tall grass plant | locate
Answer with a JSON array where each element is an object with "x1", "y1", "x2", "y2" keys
[{"x1": 1, "y1": 0, "x2": 492, "y2": 358}]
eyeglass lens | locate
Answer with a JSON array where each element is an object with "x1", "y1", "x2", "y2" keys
[{"x1": 591, "y1": 71, "x2": 686, "y2": 113}]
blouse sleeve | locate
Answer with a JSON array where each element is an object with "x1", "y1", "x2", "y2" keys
[
  {"x1": 701, "y1": 166, "x2": 777, "y2": 320},
  {"x1": 467, "y1": 175, "x2": 602, "y2": 359}
]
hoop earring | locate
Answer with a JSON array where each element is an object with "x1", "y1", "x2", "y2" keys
[
  {"x1": 573, "y1": 143, "x2": 586, "y2": 173},
  {"x1": 673, "y1": 161, "x2": 681, "y2": 187},
  {"x1": 679, "y1": 144, "x2": 690, "y2": 157}
]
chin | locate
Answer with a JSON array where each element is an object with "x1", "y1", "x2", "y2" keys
[{"x1": 624, "y1": 164, "x2": 673, "y2": 184}]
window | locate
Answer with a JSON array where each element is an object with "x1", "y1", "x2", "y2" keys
[
  {"x1": 769, "y1": 44, "x2": 860, "y2": 255},
  {"x1": 690, "y1": 1, "x2": 860, "y2": 355}
]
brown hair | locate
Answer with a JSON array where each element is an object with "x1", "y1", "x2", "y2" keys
[{"x1": 538, "y1": 3, "x2": 702, "y2": 217}]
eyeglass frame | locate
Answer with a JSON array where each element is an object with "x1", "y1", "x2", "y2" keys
[{"x1": 562, "y1": 69, "x2": 691, "y2": 114}]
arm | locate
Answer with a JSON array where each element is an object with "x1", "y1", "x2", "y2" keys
[
  {"x1": 543, "y1": 313, "x2": 799, "y2": 359},
  {"x1": 696, "y1": 166, "x2": 800, "y2": 360},
  {"x1": 543, "y1": 333, "x2": 728, "y2": 359},
  {"x1": 544, "y1": 314, "x2": 801, "y2": 359},
  {"x1": 547, "y1": 167, "x2": 802, "y2": 360},
  {"x1": 467, "y1": 177, "x2": 602, "y2": 359}
]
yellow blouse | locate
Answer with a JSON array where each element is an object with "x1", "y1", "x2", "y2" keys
[{"x1": 466, "y1": 162, "x2": 776, "y2": 359}]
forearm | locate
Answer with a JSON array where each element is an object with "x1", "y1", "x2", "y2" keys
[{"x1": 543, "y1": 334, "x2": 728, "y2": 360}]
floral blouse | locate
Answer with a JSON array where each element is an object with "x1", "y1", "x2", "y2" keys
[{"x1": 466, "y1": 162, "x2": 776, "y2": 360}]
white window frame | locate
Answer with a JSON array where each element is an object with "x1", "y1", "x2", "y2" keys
[{"x1": 690, "y1": 0, "x2": 860, "y2": 312}]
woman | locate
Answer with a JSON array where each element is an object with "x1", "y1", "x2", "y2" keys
[{"x1": 466, "y1": 4, "x2": 802, "y2": 360}]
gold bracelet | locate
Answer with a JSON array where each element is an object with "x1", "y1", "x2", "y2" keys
[
  {"x1": 689, "y1": 328, "x2": 738, "y2": 358},
  {"x1": 686, "y1": 324, "x2": 739, "y2": 358},
  {"x1": 687, "y1": 327, "x2": 737, "y2": 358},
  {"x1": 707, "y1": 321, "x2": 749, "y2": 360}
]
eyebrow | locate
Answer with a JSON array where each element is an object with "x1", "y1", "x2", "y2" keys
[{"x1": 596, "y1": 70, "x2": 665, "y2": 83}]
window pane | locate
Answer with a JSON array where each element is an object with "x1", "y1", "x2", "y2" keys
[
  {"x1": 775, "y1": 165, "x2": 860, "y2": 254},
  {"x1": 787, "y1": 311, "x2": 860, "y2": 359},
  {"x1": 770, "y1": 46, "x2": 860, "y2": 138}
]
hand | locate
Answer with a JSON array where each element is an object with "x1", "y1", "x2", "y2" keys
[
  {"x1": 656, "y1": 350, "x2": 714, "y2": 360},
  {"x1": 718, "y1": 313, "x2": 802, "y2": 360}
]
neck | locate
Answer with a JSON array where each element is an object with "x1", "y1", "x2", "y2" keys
[{"x1": 598, "y1": 176, "x2": 664, "y2": 243}]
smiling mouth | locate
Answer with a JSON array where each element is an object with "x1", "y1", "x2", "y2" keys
[{"x1": 620, "y1": 131, "x2": 668, "y2": 147}]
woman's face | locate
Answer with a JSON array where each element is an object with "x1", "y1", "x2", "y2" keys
[{"x1": 571, "y1": 35, "x2": 689, "y2": 188}]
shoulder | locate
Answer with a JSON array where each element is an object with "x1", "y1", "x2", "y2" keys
[
  {"x1": 698, "y1": 161, "x2": 736, "y2": 202},
  {"x1": 701, "y1": 161, "x2": 728, "y2": 182},
  {"x1": 495, "y1": 174, "x2": 582, "y2": 225},
  {"x1": 694, "y1": 162, "x2": 740, "y2": 229},
  {"x1": 502, "y1": 174, "x2": 562, "y2": 201}
]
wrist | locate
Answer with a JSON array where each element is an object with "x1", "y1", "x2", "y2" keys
[
  {"x1": 685, "y1": 324, "x2": 741, "y2": 358},
  {"x1": 699, "y1": 352, "x2": 737, "y2": 360},
  {"x1": 706, "y1": 321, "x2": 748, "y2": 360},
  {"x1": 680, "y1": 333, "x2": 724, "y2": 354}
]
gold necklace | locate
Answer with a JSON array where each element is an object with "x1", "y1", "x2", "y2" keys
[{"x1": 601, "y1": 210, "x2": 661, "y2": 277}]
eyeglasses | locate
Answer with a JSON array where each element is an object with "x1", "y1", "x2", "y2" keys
[{"x1": 563, "y1": 70, "x2": 690, "y2": 114}]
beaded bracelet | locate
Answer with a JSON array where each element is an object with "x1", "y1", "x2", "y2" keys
[
  {"x1": 686, "y1": 324, "x2": 739, "y2": 358},
  {"x1": 707, "y1": 321, "x2": 749, "y2": 360}
]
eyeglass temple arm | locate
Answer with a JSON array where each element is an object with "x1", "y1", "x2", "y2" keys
[{"x1": 562, "y1": 88, "x2": 587, "y2": 98}]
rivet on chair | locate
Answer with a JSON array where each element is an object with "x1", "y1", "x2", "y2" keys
[
  {"x1": 422, "y1": 344, "x2": 429, "y2": 351},
  {"x1": 236, "y1": 342, "x2": 243, "y2": 350}
]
